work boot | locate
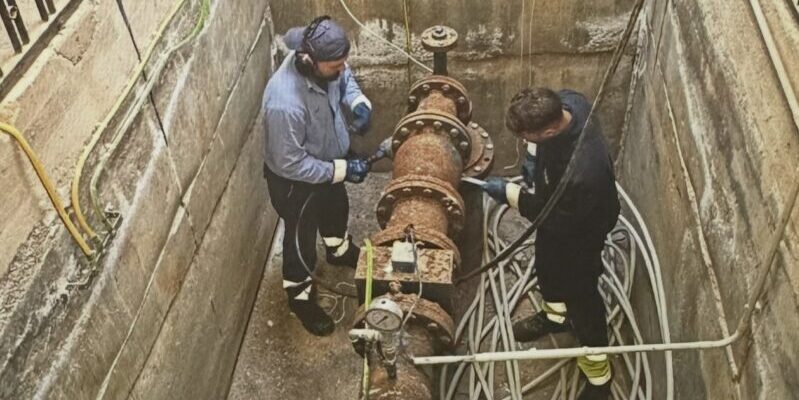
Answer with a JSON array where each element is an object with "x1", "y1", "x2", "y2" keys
[
  {"x1": 288, "y1": 298, "x2": 335, "y2": 336},
  {"x1": 324, "y1": 234, "x2": 360, "y2": 268},
  {"x1": 576, "y1": 381, "x2": 611, "y2": 400},
  {"x1": 512, "y1": 311, "x2": 571, "y2": 342}
]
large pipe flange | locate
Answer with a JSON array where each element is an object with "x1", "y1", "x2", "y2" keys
[
  {"x1": 376, "y1": 174, "x2": 465, "y2": 235},
  {"x1": 392, "y1": 111, "x2": 472, "y2": 161},
  {"x1": 371, "y1": 225, "x2": 461, "y2": 266},
  {"x1": 408, "y1": 76, "x2": 473, "y2": 123},
  {"x1": 463, "y1": 121, "x2": 495, "y2": 177}
]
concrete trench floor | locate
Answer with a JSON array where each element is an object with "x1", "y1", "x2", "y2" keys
[
  {"x1": 227, "y1": 173, "x2": 391, "y2": 400},
  {"x1": 226, "y1": 172, "x2": 582, "y2": 399}
]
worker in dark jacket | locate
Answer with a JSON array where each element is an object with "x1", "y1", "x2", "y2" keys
[
  {"x1": 262, "y1": 17, "x2": 372, "y2": 337},
  {"x1": 482, "y1": 87, "x2": 620, "y2": 400}
]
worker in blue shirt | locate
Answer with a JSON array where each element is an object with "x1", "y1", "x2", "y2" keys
[
  {"x1": 262, "y1": 16, "x2": 372, "y2": 336},
  {"x1": 482, "y1": 88, "x2": 620, "y2": 400}
]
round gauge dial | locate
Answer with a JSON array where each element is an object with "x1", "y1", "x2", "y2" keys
[{"x1": 365, "y1": 298, "x2": 404, "y2": 332}]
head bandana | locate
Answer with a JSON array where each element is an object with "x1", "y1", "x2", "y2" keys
[{"x1": 284, "y1": 18, "x2": 350, "y2": 62}]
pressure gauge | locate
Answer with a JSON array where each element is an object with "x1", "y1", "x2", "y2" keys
[{"x1": 365, "y1": 298, "x2": 404, "y2": 332}]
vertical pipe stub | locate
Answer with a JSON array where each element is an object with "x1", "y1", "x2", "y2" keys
[{"x1": 421, "y1": 25, "x2": 458, "y2": 76}]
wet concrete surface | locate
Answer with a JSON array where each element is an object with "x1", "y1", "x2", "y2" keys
[{"x1": 227, "y1": 173, "x2": 391, "y2": 400}]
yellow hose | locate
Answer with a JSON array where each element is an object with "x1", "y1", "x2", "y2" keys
[
  {"x1": 70, "y1": 0, "x2": 190, "y2": 239},
  {"x1": 1, "y1": 123, "x2": 95, "y2": 257},
  {"x1": 361, "y1": 239, "x2": 375, "y2": 399}
]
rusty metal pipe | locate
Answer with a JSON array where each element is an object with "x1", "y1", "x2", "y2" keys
[
  {"x1": 368, "y1": 324, "x2": 437, "y2": 399},
  {"x1": 418, "y1": 90, "x2": 458, "y2": 115},
  {"x1": 356, "y1": 25, "x2": 495, "y2": 400},
  {"x1": 393, "y1": 129, "x2": 462, "y2": 187},
  {"x1": 388, "y1": 197, "x2": 450, "y2": 234}
]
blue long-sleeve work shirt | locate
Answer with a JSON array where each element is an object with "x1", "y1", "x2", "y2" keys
[{"x1": 262, "y1": 52, "x2": 370, "y2": 184}]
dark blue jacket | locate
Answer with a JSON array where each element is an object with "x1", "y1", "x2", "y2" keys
[{"x1": 517, "y1": 90, "x2": 620, "y2": 249}]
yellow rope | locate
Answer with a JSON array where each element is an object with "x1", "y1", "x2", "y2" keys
[{"x1": 1, "y1": 123, "x2": 95, "y2": 257}]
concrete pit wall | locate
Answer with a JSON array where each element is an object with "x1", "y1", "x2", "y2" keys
[
  {"x1": 0, "y1": 0, "x2": 277, "y2": 398},
  {"x1": 270, "y1": 0, "x2": 637, "y2": 171},
  {"x1": 619, "y1": 0, "x2": 799, "y2": 398}
]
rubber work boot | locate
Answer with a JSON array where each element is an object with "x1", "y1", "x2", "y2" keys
[
  {"x1": 512, "y1": 311, "x2": 571, "y2": 342},
  {"x1": 324, "y1": 234, "x2": 361, "y2": 268},
  {"x1": 576, "y1": 381, "x2": 611, "y2": 400},
  {"x1": 287, "y1": 284, "x2": 334, "y2": 337}
]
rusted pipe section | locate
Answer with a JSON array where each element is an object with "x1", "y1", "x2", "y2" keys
[
  {"x1": 393, "y1": 129, "x2": 462, "y2": 187},
  {"x1": 354, "y1": 25, "x2": 495, "y2": 400},
  {"x1": 418, "y1": 90, "x2": 458, "y2": 115},
  {"x1": 368, "y1": 324, "x2": 436, "y2": 399}
]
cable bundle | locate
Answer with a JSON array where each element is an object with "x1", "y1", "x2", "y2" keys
[{"x1": 439, "y1": 183, "x2": 674, "y2": 400}]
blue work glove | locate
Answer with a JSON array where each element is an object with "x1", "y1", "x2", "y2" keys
[
  {"x1": 482, "y1": 177, "x2": 509, "y2": 204},
  {"x1": 520, "y1": 142, "x2": 537, "y2": 187},
  {"x1": 521, "y1": 153, "x2": 537, "y2": 186},
  {"x1": 351, "y1": 103, "x2": 372, "y2": 136},
  {"x1": 345, "y1": 159, "x2": 369, "y2": 184}
]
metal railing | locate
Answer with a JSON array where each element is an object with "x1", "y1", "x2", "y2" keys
[
  {"x1": 0, "y1": 0, "x2": 59, "y2": 76},
  {"x1": 0, "y1": 0, "x2": 82, "y2": 98}
]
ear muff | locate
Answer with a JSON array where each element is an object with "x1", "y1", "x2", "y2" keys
[{"x1": 294, "y1": 54, "x2": 315, "y2": 76}]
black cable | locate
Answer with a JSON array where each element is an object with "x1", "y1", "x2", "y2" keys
[
  {"x1": 114, "y1": 0, "x2": 169, "y2": 146},
  {"x1": 455, "y1": 0, "x2": 645, "y2": 285},
  {"x1": 296, "y1": 192, "x2": 359, "y2": 298}
]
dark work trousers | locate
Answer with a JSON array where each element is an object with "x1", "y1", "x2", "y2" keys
[
  {"x1": 535, "y1": 232, "x2": 608, "y2": 347},
  {"x1": 264, "y1": 165, "x2": 349, "y2": 297}
]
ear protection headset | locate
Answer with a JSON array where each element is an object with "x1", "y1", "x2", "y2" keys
[{"x1": 295, "y1": 15, "x2": 332, "y2": 75}]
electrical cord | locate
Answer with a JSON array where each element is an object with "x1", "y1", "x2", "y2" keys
[
  {"x1": 0, "y1": 123, "x2": 95, "y2": 257},
  {"x1": 295, "y1": 191, "x2": 359, "y2": 298},
  {"x1": 399, "y1": 225, "x2": 423, "y2": 333},
  {"x1": 114, "y1": 0, "x2": 169, "y2": 145},
  {"x1": 454, "y1": 0, "x2": 645, "y2": 285},
  {"x1": 439, "y1": 187, "x2": 671, "y2": 399}
]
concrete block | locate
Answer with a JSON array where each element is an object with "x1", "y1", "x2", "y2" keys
[{"x1": 271, "y1": 0, "x2": 637, "y2": 58}]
